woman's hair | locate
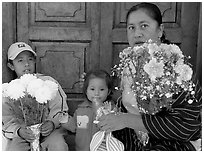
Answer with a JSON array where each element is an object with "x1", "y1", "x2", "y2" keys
[
  {"x1": 126, "y1": 2, "x2": 170, "y2": 44},
  {"x1": 83, "y1": 69, "x2": 113, "y2": 101}
]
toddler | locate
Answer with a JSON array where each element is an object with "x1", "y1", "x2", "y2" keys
[{"x1": 60, "y1": 69, "x2": 124, "y2": 151}]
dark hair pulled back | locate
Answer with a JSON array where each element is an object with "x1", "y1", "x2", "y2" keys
[
  {"x1": 126, "y1": 2, "x2": 170, "y2": 44},
  {"x1": 83, "y1": 69, "x2": 113, "y2": 101}
]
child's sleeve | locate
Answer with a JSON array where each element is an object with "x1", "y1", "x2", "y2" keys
[
  {"x1": 2, "y1": 97, "x2": 25, "y2": 139},
  {"x1": 46, "y1": 77, "x2": 69, "y2": 129},
  {"x1": 61, "y1": 112, "x2": 77, "y2": 133}
]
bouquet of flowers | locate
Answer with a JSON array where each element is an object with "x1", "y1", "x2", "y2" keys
[
  {"x1": 112, "y1": 40, "x2": 196, "y2": 115},
  {"x1": 2, "y1": 73, "x2": 58, "y2": 151}
]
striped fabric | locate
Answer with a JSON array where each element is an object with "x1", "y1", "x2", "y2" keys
[
  {"x1": 97, "y1": 139, "x2": 107, "y2": 151},
  {"x1": 90, "y1": 131, "x2": 124, "y2": 151},
  {"x1": 112, "y1": 78, "x2": 202, "y2": 151}
]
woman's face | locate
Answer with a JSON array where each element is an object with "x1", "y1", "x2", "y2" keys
[{"x1": 127, "y1": 9, "x2": 163, "y2": 47}]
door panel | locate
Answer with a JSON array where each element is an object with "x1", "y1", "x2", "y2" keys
[
  {"x1": 33, "y1": 3, "x2": 86, "y2": 22},
  {"x1": 17, "y1": 2, "x2": 100, "y2": 101},
  {"x1": 34, "y1": 42, "x2": 88, "y2": 94}
]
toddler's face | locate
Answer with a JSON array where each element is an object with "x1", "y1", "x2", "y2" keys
[
  {"x1": 10, "y1": 51, "x2": 36, "y2": 77},
  {"x1": 86, "y1": 78, "x2": 109, "y2": 104}
]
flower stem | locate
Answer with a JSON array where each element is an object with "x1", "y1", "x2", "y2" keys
[
  {"x1": 19, "y1": 98, "x2": 27, "y2": 125},
  {"x1": 40, "y1": 103, "x2": 46, "y2": 123},
  {"x1": 36, "y1": 101, "x2": 39, "y2": 125}
]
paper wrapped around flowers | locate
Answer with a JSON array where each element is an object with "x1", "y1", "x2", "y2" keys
[
  {"x1": 2, "y1": 74, "x2": 58, "y2": 151},
  {"x1": 28, "y1": 123, "x2": 42, "y2": 151},
  {"x1": 92, "y1": 98, "x2": 115, "y2": 124},
  {"x1": 112, "y1": 40, "x2": 198, "y2": 115}
]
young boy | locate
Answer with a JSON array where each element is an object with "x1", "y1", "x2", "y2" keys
[{"x1": 2, "y1": 42, "x2": 69, "y2": 151}]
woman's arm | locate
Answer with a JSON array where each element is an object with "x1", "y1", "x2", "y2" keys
[{"x1": 98, "y1": 111, "x2": 147, "y2": 134}]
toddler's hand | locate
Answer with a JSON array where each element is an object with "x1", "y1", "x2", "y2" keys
[
  {"x1": 41, "y1": 121, "x2": 54, "y2": 136},
  {"x1": 18, "y1": 127, "x2": 35, "y2": 142}
]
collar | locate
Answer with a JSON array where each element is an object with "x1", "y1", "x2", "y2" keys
[{"x1": 79, "y1": 99, "x2": 93, "y2": 108}]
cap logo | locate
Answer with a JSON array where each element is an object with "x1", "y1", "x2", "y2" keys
[{"x1": 18, "y1": 44, "x2": 26, "y2": 48}]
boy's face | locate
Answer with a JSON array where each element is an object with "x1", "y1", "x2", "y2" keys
[
  {"x1": 8, "y1": 51, "x2": 36, "y2": 78},
  {"x1": 86, "y1": 78, "x2": 109, "y2": 104}
]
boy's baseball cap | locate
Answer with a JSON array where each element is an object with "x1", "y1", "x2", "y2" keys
[{"x1": 8, "y1": 42, "x2": 37, "y2": 60}]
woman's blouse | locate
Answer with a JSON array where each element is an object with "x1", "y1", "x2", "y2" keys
[{"x1": 112, "y1": 78, "x2": 201, "y2": 150}]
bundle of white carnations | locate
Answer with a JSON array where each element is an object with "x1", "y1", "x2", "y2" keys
[{"x1": 2, "y1": 73, "x2": 58, "y2": 151}]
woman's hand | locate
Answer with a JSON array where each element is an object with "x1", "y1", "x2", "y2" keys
[
  {"x1": 97, "y1": 113, "x2": 127, "y2": 133},
  {"x1": 41, "y1": 120, "x2": 54, "y2": 136},
  {"x1": 97, "y1": 112, "x2": 147, "y2": 134}
]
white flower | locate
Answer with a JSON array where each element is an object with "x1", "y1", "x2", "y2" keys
[
  {"x1": 176, "y1": 58, "x2": 184, "y2": 66},
  {"x1": 141, "y1": 95, "x2": 147, "y2": 100},
  {"x1": 191, "y1": 91, "x2": 195, "y2": 95},
  {"x1": 156, "y1": 85, "x2": 161, "y2": 90},
  {"x1": 33, "y1": 80, "x2": 58, "y2": 103},
  {"x1": 160, "y1": 43, "x2": 172, "y2": 57},
  {"x1": 44, "y1": 80, "x2": 58, "y2": 98},
  {"x1": 174, "y1": 64, "x2": 193, "y2": 83},
  {"x1": 188, "y1": 99, "x2": 193, "y2": 104},
  {"x1": 27, "y1": 78, "x2": 44, "y2": 97},
  {"x1": 143, "y1": 58, "x2": 164, "y2": 81},
  {"x1": 165, "y1": 93, "x2": 173, "y2": 98},
  {"x1": 148, "y1": 43, "x2": 160, "y2": 57},
  {"x1": 121, "y1": 47, "x2": 132, "y2": 57},
  {"x1": 166, "y1": 80, "x2": 170, "y2": 85},
  {"x1": 166, "y1": 72, "x2": 171, "y2": 76},
  {"x1": 119, "y1": 52, "x2": 124, "y2": 59},
  {"x1": 20, "y1": 74, "x2": 37, "y2": 88},
  {"x1": 132, "y1": 45, "x2": 143, "y2": 54},
  {"x1": 6, "y1": 79, "x2": 26, "y2": 100},
  {"x1": 35, "y1": 85, "x2": 52, "y2": 103},
  {"x1": 170, "y1": 44, "x2": 184, "y2": 58}
]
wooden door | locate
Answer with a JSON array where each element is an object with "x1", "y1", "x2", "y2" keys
[
  {"x1": 16, "y1": 2, "x2": 201, "y2": 110},
  {"x1": 17, "y1": 2, "x2": 101, "y2": 107}
]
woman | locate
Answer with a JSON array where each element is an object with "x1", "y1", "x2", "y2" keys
[{"x1": 97, "y1": 3, "x2": 201, "y2": 151}]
